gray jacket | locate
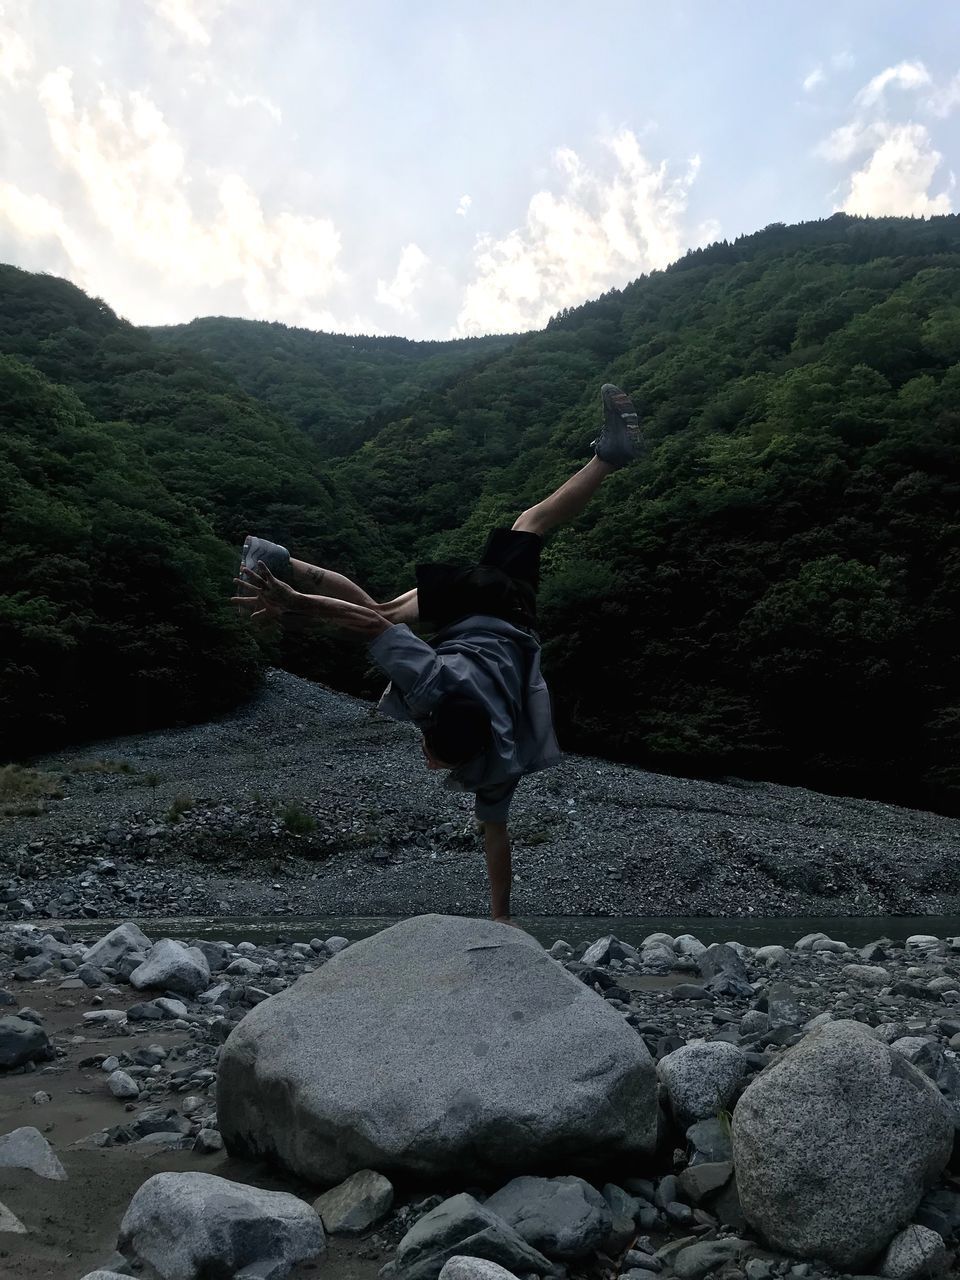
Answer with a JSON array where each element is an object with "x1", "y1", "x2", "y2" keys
[{"x1": 367, "y1": 615, "x2": 561, "y2": 821}]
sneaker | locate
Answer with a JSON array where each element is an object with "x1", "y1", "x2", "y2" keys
[
  {"x1": 237, "y1": 536, "x2": 291, "y2": 602},
  {"x1": 592, "y1": 383, "x2": 643, "y2": 468}
]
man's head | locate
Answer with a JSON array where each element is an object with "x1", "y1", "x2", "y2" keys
[{"x1": 421, "y1": 694, "x2": 492, "y2": 770}]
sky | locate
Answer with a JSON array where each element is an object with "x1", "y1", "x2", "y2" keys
[{"x1": 0, "y1": 1, "x2": 957, "y2": 339}]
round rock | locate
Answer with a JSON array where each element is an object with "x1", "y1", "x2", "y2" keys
[
  {"x1": 657, "y1": 1041, "x2": 747, "y2": 1125},
  {"x1": 732, "y1": 1019, "x2": 954, "y2": 1269}
]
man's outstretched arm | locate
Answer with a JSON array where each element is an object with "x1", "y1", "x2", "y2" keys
[
  {"x1": 482, "y1": 820, "x2": 512, "y2": 922},
  {"x1": 233, "y1": 562, "x2": 392, "y2": 639}
]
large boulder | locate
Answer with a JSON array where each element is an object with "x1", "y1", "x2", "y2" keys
[
  {"x1": 732, "y1": 1020, "x2": 954, "y2": 1269},
  {"x1": 83, "y1": 922, "x2": 153, "y2": 971},
  {"x1": 483, "y1": 1175, "x2": 612, "y2": 1260},
  {"x1": 218, "y1": 915, "x2": 659, "y2": 1184},
  {"x1": 117, "y1": 1171, "x2": 325, "y2": 1280},
  {"x1": 129, "y1": 940, "x2": 210, "y2": 997}
]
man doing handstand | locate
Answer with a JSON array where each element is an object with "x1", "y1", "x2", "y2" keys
[{"x1": 233, "y1": 384, "x2": 642, "y2": 922}]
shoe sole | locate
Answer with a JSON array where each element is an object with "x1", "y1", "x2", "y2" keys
[{"x1": 594, "y1": 384, "x2": 642, "y2": 467}]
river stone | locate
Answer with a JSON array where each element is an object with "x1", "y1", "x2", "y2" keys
[
  {"x1": 0, "y1": 1200, "x2": 28, "y2": 1234},
  {"x1": 673, "y1": 1237, "x2": 749, "y2": 1280},
  {"x1": 83, "y1": 922, "x2": 153, "y2": 972},
  {"x1": 0, "y1": 1016, "x2": 52, "y2": 1070},
  {"x1": 118, "y1": 1171, "x2": 325, "y2": 1280},
  {"x1": 108, "y1": 1070, "x2": 140, "y2": 1099},
  {"x1": 394, "y1": 1193, "x2": 554, "y2": 1280},
  {"x1": 313, "y1": 1169, "x2": 394, "y2": 1234},
  {"x1": 439, "y1": 1260, "x2": 522, "y2": 1280},
  {"x1": 657, "y1": 1041, "x2": 747, "y2": 1125},
  {"x1": 699, "y1": 945, "x2": 748, "y2": 982},
  {"x1": 879, "y1": 1224, "x2": 948, "y2": 1278},
  {"x1": 732, "y1": 1019, "x2": 954, "y2": 1269},
  {"x1": 0, "y1": 1126, "x2": 67, "y2": 1180},
  {"x1": 841, "y1": 964, "x2": 891, "y2": 987},
  {"x1": 130, "y1": 940, "x2": 210, "y2": 998},
  {"x1": 484, "y1": 1175, "x2": 612, "y2": 1260},
  {"x1": 218, "y1": 914, "x2": 659, "y2": 1183}
]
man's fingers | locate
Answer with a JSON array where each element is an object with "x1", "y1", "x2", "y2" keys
[{"x1": 257, "y1": 560, "x2": 277, "y2": 582}]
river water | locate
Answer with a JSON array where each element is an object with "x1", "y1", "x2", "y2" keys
[{"x1": 61, "y1": 913, "x2": 960, "y2": 948}]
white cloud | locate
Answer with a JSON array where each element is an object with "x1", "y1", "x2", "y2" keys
[
  {"x1": 454, "y1": 129, "x2": 715, "y2": 337},
  {"x1": 802, "y1": 67, "x2": 824, "y2": 93},
  {"x1": 839, "y1": 123, "x2": 952, "y2": 216},
  {"x1": 376, "y1": 242, "x2": 429, "y2": 314},
  {"x1": 832, "y1": 52, "x2": 856, "y2": 71},
  {"x1": 927, "y1": 72, "x2": 960, "y2": 119},
  {"x1": 225, "y1": 90, "x2": 282, "y2": 123},
  {"x1": 0, "y1": 19, "x2": 31, "y2": 85},
  {"x1": 817, "y1": 119, "x2": 888, "y2": 163},
  {"x1": 0, "y1": 66, "x2": 343, "y2": 326},
  {"x1": 455, "y1": 194, "x2": 472, "y2": 217},
  {"x1": 818, "y1": 61, "x2": 953, "y2": 217},
  {"x1": 145, "y1": 0, "x2": 226, "y2": 47},
  {"x1": 855, "y1": 60, "x2": 931, "y2": 108}
]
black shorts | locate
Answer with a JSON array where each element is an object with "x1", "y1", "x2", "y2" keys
[{"x1": 416, "y1": 527, "x2": 542, "y2": 632}]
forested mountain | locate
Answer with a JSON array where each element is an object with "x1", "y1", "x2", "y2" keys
[
  {"x1": 149, "y1": 318, "x2": 516, "y2": 456},
  {"x1": 2, "y1": 212, "x2": 959, "y2": 814}
]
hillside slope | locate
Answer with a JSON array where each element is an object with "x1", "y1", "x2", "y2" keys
[{"x1": 149, "y1": 317, "x2": 516, "y2": 456}]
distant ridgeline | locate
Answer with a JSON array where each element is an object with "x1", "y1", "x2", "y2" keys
[{"x1": 2, "y1": 211, "x2": 959, "y2": 815}]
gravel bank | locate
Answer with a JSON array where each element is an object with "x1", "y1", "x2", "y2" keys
[{"x1": 3, "y1": 669, "x2": 960, "y2": 922}]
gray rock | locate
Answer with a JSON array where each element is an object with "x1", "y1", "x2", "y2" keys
[
  {"x1": 218, "y1": 915, "x2": 659, "y2": 1183},
  {"x1": 154, "y1": 997, "x2": 190, "y2": 1020},
  {"x1": 657, "y1": 1041, "x2": 747, "y2": 1125},
  {"x1": 732, "y1": 1019, "x2": 954, "y2": 1269},
  {"x1": 675, "y1": 935, "x2": 707, "y2": 958},
  {"x1": 841, "y1": 964, "x2": 891, "y2": 987},
  {"x1": 698, "y1": 944, "x2": 749, "y2": 983},
  {"x1": 108, "y1": 1070, "x2": 140, "y2": 1099},
  {"x1": 484, "y1": 1175, "x2": 611, "y2": 1260},
  {"x1": 325, "y1": 936, "x2": 349, "y2": 953},
  {"x1": 393, "y1": 1192, "x2": 555, "y2": 1280},
  {"x1": 879, "y1": 1224, "x2": 948, "y2": 1278},
  {"x1": 0, "y1": 1199, "x2": 28, "y2": 1233},
  {"x1": 118, "y1": 1171, "x2": 325, "y2": 1280},
  {"x1": 739, "y1": 1010, "x2": 768, "y2": 1037},
  {"x1": 0, "y1": 1126, "x2": 67, "y2": 1179},
  {"x1": 194, "y1": 1129, "x2": 224, "y2": 1155},
  {"x1": 677, "y1": 1161, "x2": 733, "y2": 1204},
  {"x1": 83, "y1": 922, "x2": 153, "y2": 971},
  {"x1": 313, "y1": 1170, "x2": 394, "y2": 1234},
  {"x1": 0, "y1": 1015, "x2": 52, "y2": 1069},
  {"x1": 753, "y1": 945, "x2": 789, "y2": 965},
  {"x1": 686, "y1": 1117, "x2": 733, "y2": 1164},
  {"x1": 765, "y1": 982, "x2": 803, "y2": 1029},
  {"x1": 78, "y1": 1274, "x2": 130, "y2": 1280},
  {"x1": 673, "y1": 1237, "x2": 749, "y2": 1280},
  {"x1": 601, "y1": 1183, "x2": 639, "y2": 1252},
  {"x1": 130, "y1": 940, "x2": 210, "y2": 997},
  {"x1": 582, "y1": 936, "x2": 637, "y2": 966},
  {"x1": 438, "y1": 1261, "x2": 521, "y2": 1280}
]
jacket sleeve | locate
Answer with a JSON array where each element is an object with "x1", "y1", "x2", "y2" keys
[{"x1": 367, "y1": 624, "x2": 446, "y2": 719}]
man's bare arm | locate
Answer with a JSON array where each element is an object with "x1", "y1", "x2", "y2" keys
[{"x1": 232, "y1": 562, "x2": 392, "y2": 639}]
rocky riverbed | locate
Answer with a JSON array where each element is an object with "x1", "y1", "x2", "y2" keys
[
  {"x1": 2, "y1": 670, "x2": 960, "y2": 923},
  {"x1": 2, "y1": 916, "x2": 960, "y2": 1279}
]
